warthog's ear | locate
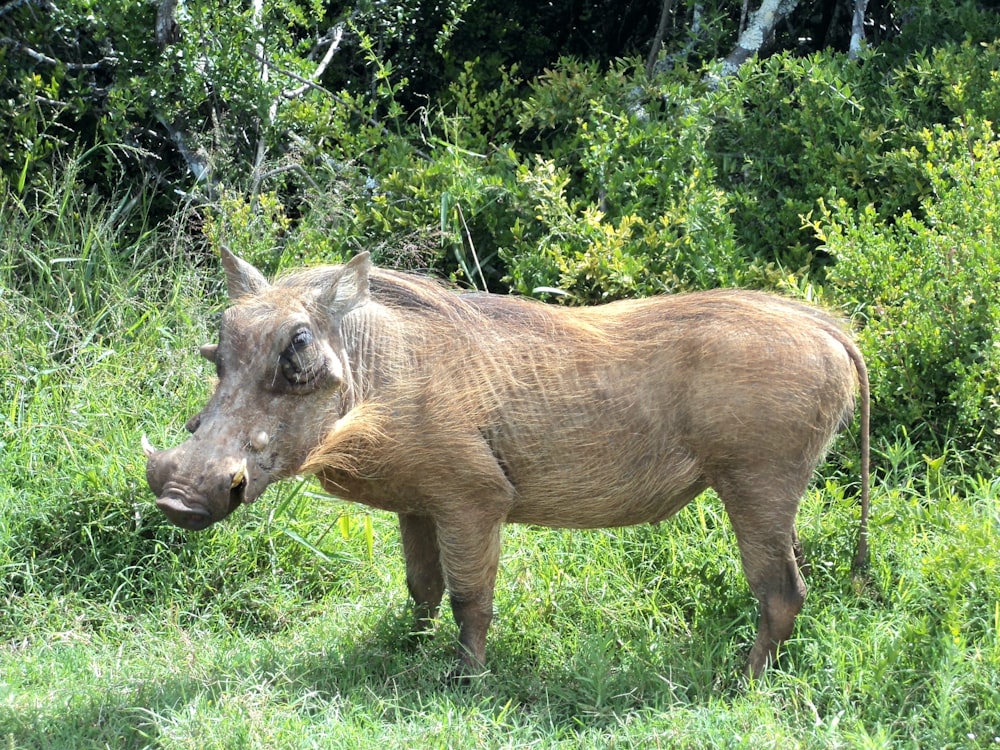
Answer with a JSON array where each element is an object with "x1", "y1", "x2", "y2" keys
[
  {"x1": 318, "y1": 251, "x2": 371, "y2": 314},
  {"x1": 220, "y1": 245, "x2": 270, "y2": 300}
]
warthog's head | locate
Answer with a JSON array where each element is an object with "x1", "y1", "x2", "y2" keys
[{"x1": 145, "y1": 248, "x2": 370, "y2": 530}]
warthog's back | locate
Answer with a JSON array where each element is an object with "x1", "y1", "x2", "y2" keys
[
  {"x1": 333, "y1": 276, "x2": 863, "y2": 531},
  {"x1": 477, "y1": 291, "x2": 857, "y2": 528}
]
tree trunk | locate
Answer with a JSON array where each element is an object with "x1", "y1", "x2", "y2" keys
[
  {"x1": 849, "y1": 0, "x2": 870, "y2": 59},
  {"x1": 155, "y1": 0, "x2": 180, "y2": 48},
  {"x1": 720, "y1": 0, "x2": 799, "y2": 76}
]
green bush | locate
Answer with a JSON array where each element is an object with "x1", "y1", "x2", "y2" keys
[
  {"x1": 499, "y1": 60, "x2": 742, "y2": 301},
  {"x1": 333, "y1": 58, "x2": 745, "y2": 299},
  {"x1": 819, "y1": 119, "x2": 1000, "y2": 459},
  {"x1": 707, "y1": 33, "x2": 1000, "y2": 281},
  {"x1": 712, "y1": 52, "x2": 885, "y2": 272}
]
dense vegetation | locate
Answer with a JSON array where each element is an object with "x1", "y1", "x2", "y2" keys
[{"x1": 2, "y1": 1, "x2": 999, "y2": 746}]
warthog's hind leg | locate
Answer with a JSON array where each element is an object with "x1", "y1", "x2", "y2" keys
[
  {"x1": 720, "y1": 487, "x2": 808, "y2": 677},
  {"x1": 399, "y1": 512, "x2": 445, "y2": 635},
  {"x1": 743, "y1": 543, "x2": 806, "y2": 677}
]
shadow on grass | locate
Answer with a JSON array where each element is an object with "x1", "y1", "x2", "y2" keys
[{"x1": 0, "y1": 603, "x2": 758, "y2": 748}]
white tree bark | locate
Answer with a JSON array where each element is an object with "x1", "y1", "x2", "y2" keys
[
  {"x1": 720, "y1": 0, "x2": 799, "y2": 76},
  {"x1": 282, "y1": 25, "x2": 344, "y2": 100},
  {"x1": 155, "y1": 0, "x2": 179, "y2": 48},
  {"x1": 849, "y1": 0, "x2": 870, "y2": 59},
  {"x1": 250, "y1": 0, "x2": 273, "y2": 194}
]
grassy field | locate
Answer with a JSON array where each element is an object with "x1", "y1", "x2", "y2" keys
[{"x1": 2, "y1": 177, "x2": 999, "y2": 748}]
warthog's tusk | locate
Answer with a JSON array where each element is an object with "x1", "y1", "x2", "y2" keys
[
  {"x1": 141, "y1": 434, "x2": 156, "y2": 458},
  {"x1": 231, "y1": 458, "x2": 248, "y2": 489}
]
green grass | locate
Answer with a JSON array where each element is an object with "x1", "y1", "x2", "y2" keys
[{"x1": 1, "y1": 165, "x2": 999, "y2": 748}]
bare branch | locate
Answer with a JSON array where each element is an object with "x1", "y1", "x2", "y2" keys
[
  {"x1": 720, "y1": 0, "x2": 799, "y2": 76},
  {"x1": 739, "y1": 0, "x2": 751, "y2": 34},
  {"x1": 251, "y1": 0, "x2": 272, "y2": 193},
  {"x1": 0, "y1": 0, "x2": 37, "y2": 19},
  {"x1": 270, "y1": 60, "x2": 331, "y2": 98},
  {"x1": 156, "y1": 114, "x2": 217, "y2": 199},
  {"x1": 33, "y1": 95, "x2": 65, "y2": 107},
  {"x1": 283, "y1": 25, "x2": 344, "y2": 100},
  {"x1": 245, "y1": 45, "x2": 429, "y2": 160},
  {"x1": 254, "y1": 163, "x2": 320, "y2": 192},
  {"x1": 650, "y1": 3, "x2": 703, "y2": 76},
  {"x1": 0, "y1": 36, "x2": 117, "y2": 70},
  {"x1": 155, "y1": 0, "x2": 180, "y2": 49},
  {"x1": 645, "y1": 0, "x2": 676, "y2": 78}
]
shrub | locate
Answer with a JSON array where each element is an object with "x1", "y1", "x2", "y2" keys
[
  {"x1": 708, "y1": 49, "x2": 933, "y2": 277},
  {"x1": 818, "y1": 119, "x2": 1000, "y2": 458},
  {"x1": 500, "y1": 59, "x2": 743, "y2": 301}
]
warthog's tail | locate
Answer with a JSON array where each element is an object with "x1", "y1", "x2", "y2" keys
[{"x1": 849, "y1": 344, "x2": 871, "y2": 574}]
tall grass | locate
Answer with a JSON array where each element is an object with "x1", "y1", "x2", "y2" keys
[
  {"x1": 0, "y1": 154, "x2": 361, "y2": 629},
  {"x1": 1, "y1": 157, "x2": 998, "y2": 748}
]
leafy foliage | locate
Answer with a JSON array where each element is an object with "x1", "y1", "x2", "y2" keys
[
  {"x1": 709, "y1": 50, "x2": 904, "y2": 274},
  {"x1": 500, "y1": 60, "x2": 741, "y2": 300},
  {"x1": 819, "y1": 120, "x2": 1000, "y2": 456}
]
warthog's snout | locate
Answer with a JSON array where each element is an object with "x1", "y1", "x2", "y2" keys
[{"x1": 144, "y1": 435, "x2": 248, "y2": 531}]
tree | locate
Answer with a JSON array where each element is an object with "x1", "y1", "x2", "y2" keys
[{"x1": 721, "y1": 0, "x2": 801, "y2": 76}]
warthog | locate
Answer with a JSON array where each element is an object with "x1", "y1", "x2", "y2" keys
[{"x1": 145, "y1": 249, "x2": 870, "y2": 678}]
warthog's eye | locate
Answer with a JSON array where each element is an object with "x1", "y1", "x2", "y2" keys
[
  {"x1": 290, "y1": 328, "x2": 313, "y2": 349},
  {"x1": 279, "y1": 327, "x2": 325, "y2": 388}
]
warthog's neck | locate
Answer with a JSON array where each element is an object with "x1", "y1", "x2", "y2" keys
[{"x1": 339, "y1": 303, "x2": 426, "y2": 407}]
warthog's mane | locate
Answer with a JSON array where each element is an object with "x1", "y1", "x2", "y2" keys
[
  {"x1": 273, "y1": 261, "x2": 862, "y2": 424},
  {"x1": 290, "y1": 264, "x2": 635, "y2": 483}
]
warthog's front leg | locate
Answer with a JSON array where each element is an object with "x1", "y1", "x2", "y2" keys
[
  {"x1": 399, "y1": 512, "x2": 445, "y2": 635},
  {"x1": 436, "y1": 516, "x2": 505, "y2": 676}
]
